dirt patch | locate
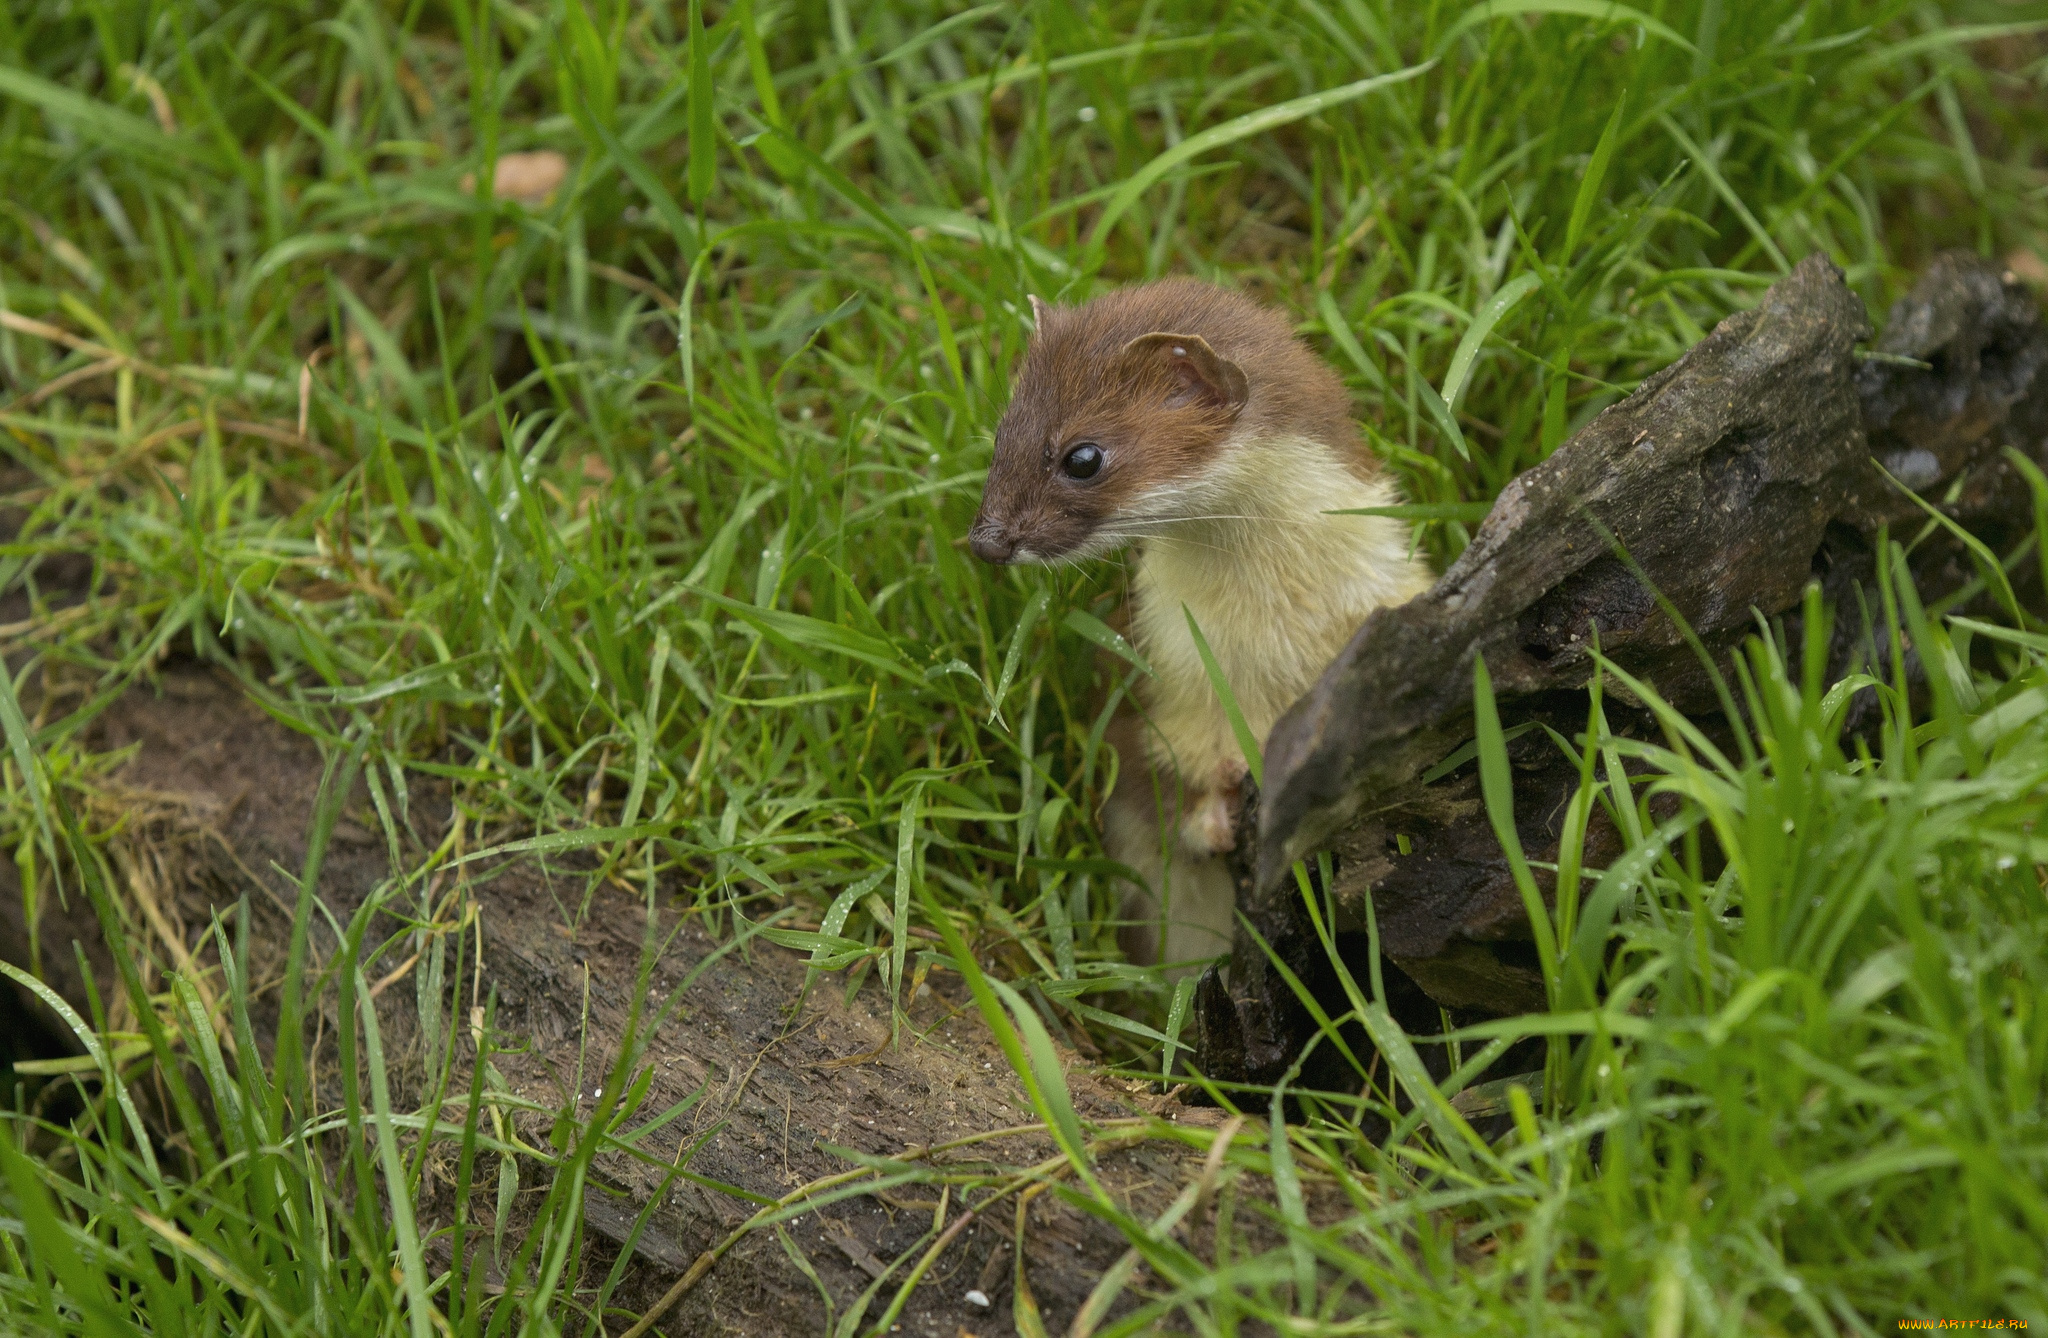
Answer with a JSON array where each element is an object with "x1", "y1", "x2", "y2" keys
[{"x1": 0, "y1": 661, "x2": 1230, "y2": 1334}]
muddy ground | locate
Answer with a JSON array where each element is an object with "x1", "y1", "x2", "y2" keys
[{"x1": 0, "y1": 656, "x2": 1252, "y2": 1335}]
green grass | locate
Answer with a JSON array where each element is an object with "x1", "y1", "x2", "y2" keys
[{"x1": 1, "y1": 0, "x2": 2046, "y2": 1332}]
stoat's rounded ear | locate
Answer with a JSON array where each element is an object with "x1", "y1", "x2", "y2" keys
[
  {"x1": 1116, "y1": 332, "x2": 1249, "y2": 412},
  {"x1": 1027, "y1": 295, "x2": 1052, "y2": 331}
]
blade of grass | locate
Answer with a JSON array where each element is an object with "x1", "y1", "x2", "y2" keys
[{"x1": 1089, "y1": 62, "x2": 1435, "y2": 247}]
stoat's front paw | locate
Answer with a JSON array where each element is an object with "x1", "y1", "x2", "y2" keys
[
  {"x1": 1178, "y1": 762, "x2": 1249, "y2": 857},
  {"x1": 1181, "y1": 791, "x2": 1235, "y2": 855}
]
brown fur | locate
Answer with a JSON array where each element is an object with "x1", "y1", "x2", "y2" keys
[{"x1": 971, "y1": 278, "x2": 1375, "y2": 563}]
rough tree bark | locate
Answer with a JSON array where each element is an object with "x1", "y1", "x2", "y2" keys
[{"x1": 1195, "y1": 252, "x2": 2048, "y2": 1091}]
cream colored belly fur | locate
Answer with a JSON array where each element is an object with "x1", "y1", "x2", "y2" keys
[{"x1": 1106, "y1": 435, "x2": 1433, "y2": 969}]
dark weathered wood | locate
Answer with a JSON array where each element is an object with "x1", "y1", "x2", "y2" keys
[{"x1": 1195, "y1": 253, "x2": 2048, "y2": 1087}]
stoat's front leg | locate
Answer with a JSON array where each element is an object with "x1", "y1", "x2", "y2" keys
[
  {"x1": 1101, "y1": 707, "x2": 1238, "y2": 971},
  {"x1": 1145, "y1": 684, "x2": 1258, "y2": 859}
]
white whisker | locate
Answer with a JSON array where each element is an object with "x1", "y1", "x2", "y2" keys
[
  {"x1": 1111, "y1": 513, "x2": 1350, "y2": 528},
  {"x1": 1097, "y1": 529, "x2": 1240, "y2": 558}
]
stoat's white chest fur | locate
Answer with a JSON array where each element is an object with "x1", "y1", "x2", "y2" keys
[{"x1": 1126, "y1": 432, "x2": 1432, "y2": 793}]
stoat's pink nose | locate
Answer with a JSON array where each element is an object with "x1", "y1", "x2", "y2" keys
[{"x1": 969, "y1": 525, "x2": 1016, "y2": 564}]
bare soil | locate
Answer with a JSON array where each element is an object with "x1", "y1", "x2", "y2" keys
[{"x1": 0, "y1": 658, "x2": 1229, "y2": 1335}]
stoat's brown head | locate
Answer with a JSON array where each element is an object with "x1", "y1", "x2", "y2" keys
[{"x1": 968, "y1": 278, "x2": 1362, "y2": 565}]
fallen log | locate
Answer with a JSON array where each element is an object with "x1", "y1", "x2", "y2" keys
[{"x1": 1196, "y1": 252, "x2": 2048, "y2": 1089}]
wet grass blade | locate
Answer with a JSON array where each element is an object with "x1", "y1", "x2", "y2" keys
[{"x1": 1182, "y1": 605, "x2": 1262, "y2": 787}]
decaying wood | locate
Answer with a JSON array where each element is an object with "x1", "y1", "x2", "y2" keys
[{"x1": 1195, "y1": 252, "x2": 2048, "y2": 1089}]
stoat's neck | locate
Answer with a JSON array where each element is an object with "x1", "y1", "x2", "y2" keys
[{"x1": 1127, "y1": 432, "x2": 1429, "y2": 754}]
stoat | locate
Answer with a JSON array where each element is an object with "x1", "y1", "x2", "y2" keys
[{"x1": 969, "y1": 279, "x2": 1433, "y2": 969}]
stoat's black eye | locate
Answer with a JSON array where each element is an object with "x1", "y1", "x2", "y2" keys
[{"x1": 1061, "y1": 442, "x2": 1103, "y2": 480}]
